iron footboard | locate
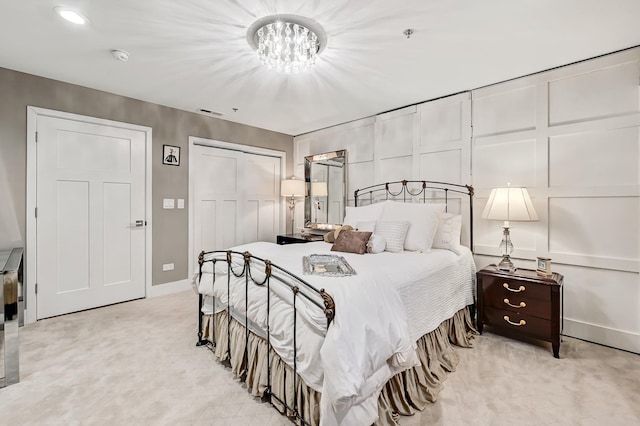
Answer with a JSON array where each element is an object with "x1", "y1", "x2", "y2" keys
[{"x1": 196, "y1": 249, "x2": 334, "y2": 425}]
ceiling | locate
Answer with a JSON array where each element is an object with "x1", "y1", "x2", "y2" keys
[{"x1": 1, "y1": 1, "x2": 640, "y2": 136}]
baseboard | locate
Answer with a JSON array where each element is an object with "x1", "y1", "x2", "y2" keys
[
  {"x1": 148, "y1": 278, "x2": 192, "y2": 298},
  {"x1": 563, "y1": 318, "x2": 640, "y2": 354}
]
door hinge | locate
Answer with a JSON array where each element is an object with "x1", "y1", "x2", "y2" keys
[
  {"x1": 35, "y1": 207, "x2": 38, "y2": 218},
  {"x1": 35, "y1": 283, "x2": 38, "y2": 294},
  {"x1": 35, "y1": 131, "x2": 38, "y2": 143}
]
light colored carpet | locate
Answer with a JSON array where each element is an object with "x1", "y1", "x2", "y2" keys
[{"x1": 0, "y1": 290, "x2": 638, "y2": 425}]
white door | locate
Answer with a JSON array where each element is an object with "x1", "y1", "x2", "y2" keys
[
  {"x1": 243, "y1": 153, "x2": 281, "y2": 243},
  {"x1": 36, "y1": 115, "x2": 146, "y2": 319},
  {"x1": 192, "y1": 145, "x2": 281, "y2": 271}
]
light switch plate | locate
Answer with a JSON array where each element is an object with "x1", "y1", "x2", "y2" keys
[
  {"x1": 163, "y1": 198, "x2": 175, "y2": 209},
  {"x1": 162, "y1": 263, "x2": 174, "y2": 271},
  {"x1": 177, "y1": 199, "x2": 185, "y2": 209}
]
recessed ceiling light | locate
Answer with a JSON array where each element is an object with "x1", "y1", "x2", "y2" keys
[{"x1": 54, "y1": 7, "x2": 89, "y2": 25}]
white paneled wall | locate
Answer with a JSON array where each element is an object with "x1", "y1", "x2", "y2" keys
[
  {"x1": 294, "y1": 93, "x2": 471, "y2": 206},
  {"x1": 293, "y1": 48, "x2": 640, "y2": 353},
  {"x1": 473, "y1": 48, "x2": 640, "y2": 353},
  {"x1": 294, "y1": 94, "x2": 472, "y2": 247}
]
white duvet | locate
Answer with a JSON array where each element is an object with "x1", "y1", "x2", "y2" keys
[{"x1": 197, "y1": 241, "x2": 475, "y2": 425}]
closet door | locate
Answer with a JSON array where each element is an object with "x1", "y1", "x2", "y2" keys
[
  {"x1": 192, "y1": 145, "x2": 281, "y2": 270},
  {"x1": 192, "y1": 146, "x2": 243, "y2": 259},
  {"x1": 242, "y1": 153, "x2": 281, "y2": 244}
]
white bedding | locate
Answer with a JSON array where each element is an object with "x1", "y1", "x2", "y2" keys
[{"x1": 196, "y1": 241, "x2": 475, "y2": 425}]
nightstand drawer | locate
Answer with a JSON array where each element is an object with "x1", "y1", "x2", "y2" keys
[
  {"x1": 484, "y1": 306, "x2": 551, "y2": 340},
  {"x1": 486, "y1": 295, "x2": 551, "y2": 320},
  {"x1": 483, "y1": 276, "x2": 551, "y2": 302}
]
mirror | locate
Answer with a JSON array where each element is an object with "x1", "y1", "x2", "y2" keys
[{"x1": 304, "y1": 150, "x2": 346, "y2": 230}]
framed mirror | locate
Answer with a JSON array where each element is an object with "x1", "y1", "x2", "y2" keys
[{"x1": 304, "y1": 150, "x2": 347, "y2": 230}]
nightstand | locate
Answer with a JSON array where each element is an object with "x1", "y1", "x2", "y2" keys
[
  {"x1": 476, "y1": 265, "x2": 564, "y2": 358},
  {"x1": 276, "y1": 233, "x2": 324, "y2": 245}
]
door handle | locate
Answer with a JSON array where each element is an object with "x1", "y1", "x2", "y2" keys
[{"x1": 135, "y1": 220, "x2": 145, "y2": 227}]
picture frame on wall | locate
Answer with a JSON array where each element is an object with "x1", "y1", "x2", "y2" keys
[{"x1": 163, "y1": 145, "x2": 180, "y2": 166}]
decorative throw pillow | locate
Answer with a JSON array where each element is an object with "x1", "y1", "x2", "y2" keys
[
  {"x1": 366, "y1": 234, "x2": 386, "y2": 254},
  {"x1": 380, "y1": 201, "x2": 441, "y2": 252},
  {"x1": 323, "y1": 229, "x2": 336, "y2": 243},
  {"x1": 334, "y1": 224, "x2": 353, "y2": 241},
  {"x1": 342, "y1": 202, "x2": 386, "y2": 227},
  {"x1": 374, "y1": 221, "x2": 410, "y2": 253},
  {"x1": 331, "y1": 230, "x2": 373, "y2": 255},
  {"x1": 432, "y1": 213, "x2": 462, "y2": 251}
]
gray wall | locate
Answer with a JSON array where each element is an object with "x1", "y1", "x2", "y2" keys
[{"x1": 0, "y1": 67, "x2": 293, "y2": 285}]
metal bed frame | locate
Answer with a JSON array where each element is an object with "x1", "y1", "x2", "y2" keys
[
  {"x1": 195, "y1": 179, "x2": 474, "y2": 425},
  {"x1": 196, "y1": 250, "x2": 334, "y2": 424},
  {"x1": 354, "y1": 180, "x2": 474, "y2": 250}
]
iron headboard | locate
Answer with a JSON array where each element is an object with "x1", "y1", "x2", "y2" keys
[{"x1": 353, "y1": 180, "x2": 474, "y2": 251}]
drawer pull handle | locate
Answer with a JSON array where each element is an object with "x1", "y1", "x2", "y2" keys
[
  {"x1": 503, "y1": 283, "x2": 526, "y2": 293},
  {"x1": 503, "y1": 315, "x2": 526, "y2": 326},
  {"x1": 504, "y1": 298, "x2": 526, "y2": 308}
]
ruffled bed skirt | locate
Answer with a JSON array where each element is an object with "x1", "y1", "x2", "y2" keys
[{"x1": 201, "y1": 307, "x2": 476, "y2": 425}]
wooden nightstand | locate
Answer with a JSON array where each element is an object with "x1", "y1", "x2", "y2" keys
[
  {"x1": 476, "y1": 265, "x2": 564, "y2": 358},
  {"x1": 276, "y1": 233, "x2": 324, "y2": 245}
]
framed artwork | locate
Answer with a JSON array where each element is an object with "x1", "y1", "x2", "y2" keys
[{"x1": 163, "y1": 145, "x2": 180, "y2": 166}]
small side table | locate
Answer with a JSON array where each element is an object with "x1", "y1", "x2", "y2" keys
[
  {"x1": 476, "y1": 265, "x2": 563, "y2": 358},
  {"x1": 1, "y1": 247, "x2": 23, "y2": 387},
  {"x1": 276, "y1": 233, "x2": 325, "y2": 245}
]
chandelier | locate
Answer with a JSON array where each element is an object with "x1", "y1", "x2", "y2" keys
[{"x1": 247, "y1": 15, "x2": 327, "y2": 74}]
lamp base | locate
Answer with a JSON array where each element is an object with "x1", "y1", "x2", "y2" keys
[{"x1": 497, "y1": 255, "x2": 516, "y2": 273}]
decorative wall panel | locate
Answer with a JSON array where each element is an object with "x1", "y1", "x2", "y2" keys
[
  {"x1": 549, "y1": 197, "x2": 639, "y2": 260},
  {"x1": 346, "y1": 122, "x2": 375, "y2": 163},
  {"x1": 549, "y1": 127, "x2": 639, "y2": 187},
  {"x1": 473, "y1": 85, "x2": 536, "y2": 136},
  {"x1": 473, "y1": 138, "x2": 536, "y2": 188},
  {"x1": 379, "y1": 112, "x2": 414, "y2": 159},
  {"x1": 419, "y1": 101, "x2": 462, "y2": 148},
  {"x1": 419, "y1": 150, "x2": 461, "y2": 184},
  {"x1": 548, "y1": 61, "x2": 640, "y2": 125}
]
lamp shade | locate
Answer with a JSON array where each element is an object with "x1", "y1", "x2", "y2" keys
[
  {"x1": 482, "y1": 187, "x2": 539, "y2": 222},
  {"x1": 311, "y1": 181, "x2": 328, "y2": 197},
  {"x1": 281, "y1": 179, "x2": 305, "y2": 197}
]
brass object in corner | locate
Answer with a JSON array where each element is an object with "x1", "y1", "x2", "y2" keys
[
  {"x1": 264, "y1": 259, "x2": 272, "y2": 278},
  {"x1": 320, "y1": 288, "x2": 335, "y2": 323}
]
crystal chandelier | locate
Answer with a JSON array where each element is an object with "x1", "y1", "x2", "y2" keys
[{"x1": 248, "y1": 15, "x2": 327, "y2": 74}]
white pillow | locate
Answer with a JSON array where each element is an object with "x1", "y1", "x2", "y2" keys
[
  {"x1": 366, "y1": 234, "x2": 386, "y2": 254},
  {"x1": 355, "y1": 221, "x2": 376, "y2": 233},
  {"x1": 342, "y1": 202, "x2": 386, "y2": 227},
  {"x1": 380, "y1": 201, "x2": 440, "y2": 252},
  {"x1": 375, "y1": 221, "x2": 410, "y2": 253},
  {"x1": 432, "y1": 213, "x2": 462, "y2": 252}
]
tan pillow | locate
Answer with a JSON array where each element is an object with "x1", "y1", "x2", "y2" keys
[
  {"x1": 331, "y1": 230, "x2": 372, "y2": 255},
  {"x1": 324, "y1": 230, "x2": 336, "y2": 243},
  {"x1": 334, "y1": 225, "x2": 353, "y2": 240}
]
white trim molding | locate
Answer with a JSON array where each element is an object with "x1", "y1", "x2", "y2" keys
[{"x1": 148, "y1": 279, "x2": 193, "y2": 298}]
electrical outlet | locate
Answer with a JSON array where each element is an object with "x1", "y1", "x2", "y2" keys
[
  {"x1": 162, "y1": 263, "x2": 174, "y2": 271},
  {"x1": 177, "y1": 198, "x2": 185, "y2": 209}
]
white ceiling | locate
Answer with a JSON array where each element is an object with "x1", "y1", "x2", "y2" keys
[{"x1": 1, "y1": 0, "x2": 640, "y2": 136}]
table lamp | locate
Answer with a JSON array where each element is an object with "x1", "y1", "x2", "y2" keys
[
  {"x1": 481, "y1": 185, "x2": 539, "y2": 272},
  {"x1": 281, "y1": 178, "x2": 306, "y2": 233}
]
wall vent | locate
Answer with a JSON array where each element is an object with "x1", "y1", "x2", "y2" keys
[{"x1": 197, "y1": 108, "x2": 224, "y2": 117}]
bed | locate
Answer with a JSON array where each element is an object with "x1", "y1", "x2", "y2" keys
[{"x1": 195, "y1": 180, "x2": 477, "y2": 425}]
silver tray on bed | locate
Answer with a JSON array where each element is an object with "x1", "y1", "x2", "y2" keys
[{"x1": 302, "y1": 254, "x2": 357, "y2": 277}]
